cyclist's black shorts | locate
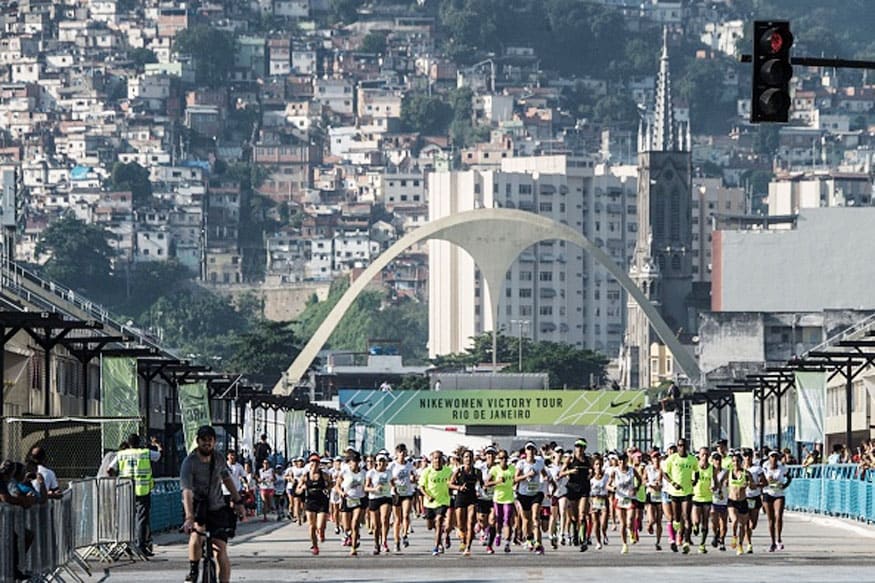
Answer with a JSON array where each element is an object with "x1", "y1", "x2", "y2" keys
[{"x1": 195, "y1": 502, "x2": 236, "y2": 542}]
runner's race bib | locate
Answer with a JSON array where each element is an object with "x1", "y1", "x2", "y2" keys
[
  {"x1": 346, "y1": 497, "x2": 361, "y2": 508},
  {"x1": 592, "y1": 498, "x2": 606, "y2": 511}
]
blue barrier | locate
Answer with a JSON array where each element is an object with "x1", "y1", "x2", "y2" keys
[
  {"x1": 785, "y1": 464, "x2": 875, "y2": 523},
  {"x1": 150, "y1": 478, "x2": 183, "y2": 533}
]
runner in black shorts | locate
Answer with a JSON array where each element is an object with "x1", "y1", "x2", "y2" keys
[
  {"x1": 450, "y1": 449, "x2": 483, "y2": 555},
  {"x1": 299, "y1": 453, "x2": 330, "y2": 555},
  {"x1": 561, "y1": 438, "x2": 591, "y2": 551}
]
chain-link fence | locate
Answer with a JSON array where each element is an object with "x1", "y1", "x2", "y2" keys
[{"x1": 2, "y1": 416, "x2": 141, "y2": 481}]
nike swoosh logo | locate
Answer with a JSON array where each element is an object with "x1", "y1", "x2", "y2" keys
[
  {"x1": 610, "y1": 397, "x2": 634, "y2": 408},
  {"x1": 349, "y1": 400, "x2": 368, "y2": 408}
]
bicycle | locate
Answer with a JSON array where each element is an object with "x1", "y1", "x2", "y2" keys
[{"x1": 182, "y1": 525, "x2": 235, "y2": 583}]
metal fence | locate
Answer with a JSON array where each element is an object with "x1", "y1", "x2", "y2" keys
[
  {"x1": 151, "y1": 477, "x2": 183, "y2": 533},
  {"x1": 785, "y1": 463, "x2": 875, "y2": 523},
  {"x1": 0, "y1": 477, "x2": 141, "y2": 582}
]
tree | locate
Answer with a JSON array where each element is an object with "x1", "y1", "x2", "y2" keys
[
  {"x1": 173, "y1": 26, "x2": 235, "y2": 87},
  {"x1": 400, "y1": 93, "x2": 453, "y2": 135},
  {"x1": 227, "y1": 320, "x2": 300, "y2": 386},
  {"x1": 118, "y1": 259, "x2": 192, "y2": 316},
  {"x1": 360, "y1": 31, "x2": 388, "y2": 55},
  {"x1": 110, "y1": 161, "x2": 152, "y2": 207},
  {"x1": 36, "y1": 216, "x2": 118, "y2": 303},
  {"x1": 330, "y1": 0, "x2": 361, "y2": 24},
  {"x1": 592, "y1": 94, "x2": 639, "y2": 126},
  {"x1": 129, "y1": 47, "x2": 157, "y2": 70}
]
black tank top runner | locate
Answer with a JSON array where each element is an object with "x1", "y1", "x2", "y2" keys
[
  {"x1": 455, "y1": 466, "x2": 481, "y2": 491},
  {"x1": 306, "y1": 470, "x2": 328, "y2": 496},
  {"x1": 566, "y1": 455, "x2": 591, "y2": 491}
]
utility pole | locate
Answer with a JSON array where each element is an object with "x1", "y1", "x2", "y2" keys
[{"x1": 511, "y1": 319, "x2": 529, "y2": 371}]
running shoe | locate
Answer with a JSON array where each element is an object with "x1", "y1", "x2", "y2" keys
[
  {"x1": 603, "y1": 534, "x2": 609, "y2": 545},
  {"x1": 746, "y1": 544, "x2": 753, "y2": 554},
  {"x1": 504, "y1": 543, "x2": 511, "y2": 554},
  {"x1": 403, "y1": 536, "x2": 409, "y2": 548},
  {"x1": 768, "y1": 544, "x2": 777, "y2": 553},
  {"x1": 711, "y1": 536, "x2": 718, "y2": 548},
  {"x1": 682, "y1": 542, "x2": 690, "y2": 554},
  {"x1": 692, "y1": 524, "x2": 700, "y2": 536},
  {"x1": 730, "y1": 536, "x2": 737, "y2": 549},
  {"x1": 445, "y1": 535, "x2": 451, "y2": 550},
  {"x1": 631, "y1": 529, "x2": 639, "y2": 544},
  {"x1": 463, "y1": 546, "x2": 471, "y2": 556},
  {"x1": 438, "y1": 544, "x2": 445, "y2": 554},
  {"x1": 335, "y1": 526, "x2": 340, "y2": 535},
  {"x1": 383, "y1": 543, "x2": 390, "y2": 554},
  {"x1": 432, "y1": 546, "x2": 440, "y2": 556},
  {"x1": 185, "y1": 569, "x2": 198, "y2": 583},
  {"x1": 698, "y1": 544, "x2": 707, "y2": 554},
  {"x1": 486, "y1": 545, "x2": 495, "y2": 554},
  {"x1": 494, "y1": 535, "x2": 501, "y2": 547},
  {"x1": 670, "y1": 542, "x2": 678, "y2": 553},
  {"x1": 561, "y1": 534, "x2": 567, "y2": 546},
  {"x1": 311, "y1": 546, "x2": 319, "y2": 556},
  {"x1": 343, "y1": 535, "x2": 352, "y2": 547},
  {"x1": 535, "y1": 545, "x2": 545, "y2": 555},
  {"x1": 621, "y1": 543, "x2": 628, "y2": 554},
  {"x1": 319, "y1": 531, "x2": 326, "y2": 543},
  {"x1": 596, "y1": 542, "x2": 603, "y2": 550},
  {"x1": 572, "y1": 532, "x2": 580, "y2": 546},
  {"x1": 395, "y1": 541, "x2": 401, "y2": 553},
  {"x1": 550, "y1": 535, "x2": 558, "y2": 550},
  {"x1": 736, "y1": 546, "x2": 743, "y2": 556},
  {"x1": 579, "y1": 542, "x2": 587, "y2": 552},
  {"x1": 350, "y1": 549, "x2": 358, "y2": 556},
  {"x1": 778, "y1": 542, "x2": 784, "y2": 551},
  {"x1": 373, "y1": 546, "x2": 380, "y2": 556},
  {"x1": 654, "y1": 543, "x2": 661, "y2": 551},
  {"x1": 719, "y1": 542, "x2": 726, "y2": 552}
]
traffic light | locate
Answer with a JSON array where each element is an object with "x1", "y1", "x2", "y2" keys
[{"x1": 751, "y1": 20, "x2": 793, "y2": 123}]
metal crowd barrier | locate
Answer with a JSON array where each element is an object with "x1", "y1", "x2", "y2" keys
[
  {"x1": 151, "y1": 477, "x2": 183, "y2": 533},
  {"x1": 785, "y1": 463, "x2": 875, "y2": 523}
]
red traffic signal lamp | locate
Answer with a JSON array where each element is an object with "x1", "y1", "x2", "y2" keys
[{"x1": 751, "y1": 21, "x2": 793, "y2": 123}]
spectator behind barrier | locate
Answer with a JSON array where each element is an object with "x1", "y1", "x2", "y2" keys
[{"x1": 26, "y1": 446, "x2": 62, "y2": 499}]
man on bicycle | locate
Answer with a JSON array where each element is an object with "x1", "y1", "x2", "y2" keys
[{"x1": 181, "y1": 425, "x2": 245, "y2": 583}]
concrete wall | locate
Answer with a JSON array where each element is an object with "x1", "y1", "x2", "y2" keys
[
  {"x1": 715, "y1": 208, "x2": 875, "y2": 312},
  {"x1": 698, "y1": 311, "x2": 765, "y2": 375},
  {"x1": 217, "y1": 281, "x2": 331, "y2": 322}
]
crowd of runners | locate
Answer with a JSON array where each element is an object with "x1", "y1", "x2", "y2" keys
[{"x1": 251, "y1": 437, "x2": 793, "y2": 557}]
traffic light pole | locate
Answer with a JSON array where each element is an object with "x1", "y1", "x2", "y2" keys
[{"x1": 742, "y1": 54, "x2": 875, "y2": 70}]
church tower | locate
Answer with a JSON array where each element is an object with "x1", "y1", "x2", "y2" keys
[{"x1": 622, "y1": 28, "x2": 693, "y2": 389}]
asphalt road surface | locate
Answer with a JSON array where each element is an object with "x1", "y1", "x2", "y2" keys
[{"x1": 84, "y1": 511, "x2": 875, "y2": 582}]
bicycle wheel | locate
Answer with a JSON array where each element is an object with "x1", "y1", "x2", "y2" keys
[{"x1": 204, "y1": 558, "x2": 218, "y2": 583}]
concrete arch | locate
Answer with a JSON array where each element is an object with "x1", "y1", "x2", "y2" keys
[{"x1": 273, "y1": 208, "x2": 700, "y2": 394}]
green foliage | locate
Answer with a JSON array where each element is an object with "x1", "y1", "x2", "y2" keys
[
  {"x1": 360, "y1": 31, "x2": 388, "y2": 55},
  {"x1": 396, "y1": 375, "x2": 430, "y2": 391},
  {"x1": 145, "y1": 287, "x2": 250, "y2": 362},
  {"x1": 226, "y1": 320, "x2": 300, "y2": 385},
  {"x1": 110, "y1": 161, "x2": 152, "y2": 207},
  {"x1": 432, "y1": 332, "x2": 608, "y2": 388},
  {"x1": 675, "y1": 57, "x2": 737, "y2": 134},
  {"x1": 116, "y1": 260, "x2": 192, "y2": 316},
  {"x1": 330, "y1": 0, "x2": 361, "y2": 24},
  {"x1": 36, "y1": 216, "x2": 117, "y2": 298},
  {"x1": 401, "y1": 93, "x2": 453, "y2": 135},
  {"x1": 754, "y1": 125, "x2": 780, "y2": 157},
  {"x1": 295, "y1": 278, "x2": 428, "y2": 363},
  {"x1": 129, "y1": 48, "x2": 157, "y2": 69},
  {"x1": 592, "y1": 94, "x2": 640, "y2": 126},
  {"x1": 173, "y1": 26, "x2": 235, "y2": 87}
]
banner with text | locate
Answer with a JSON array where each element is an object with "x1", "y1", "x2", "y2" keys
[
  {"x1": 338, "y1": 389, "x2": 646, "y2": 426},
  {"x1": 100, "y1": 356, "x2": 140, "y2": 450},
  {"x1": 317, "y1": 416, "x2": 329, "y2": 454},
  {"x1": 337, "y1": 419, "x2": 351, "y2": 451},
  {"x1": 795, "y1": 371, "x2": 826, "y2": 444},
  {"x1": 691, "y1": 403, "x2": 708, "y2": 450},
  {"x1": 734, "y1": 392, "x2": 754, "y2": 449},
  {"x1": 178, "y1": 382, "x2": 211, "y2": 453}
]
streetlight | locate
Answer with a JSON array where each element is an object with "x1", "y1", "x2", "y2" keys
[{"x1": 511, "y1": 319, "x2": 530, "y2": 371}]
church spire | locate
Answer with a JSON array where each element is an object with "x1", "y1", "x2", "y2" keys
[{"x1": 652, "y1": 26, "x2": 675, "y2": 151}]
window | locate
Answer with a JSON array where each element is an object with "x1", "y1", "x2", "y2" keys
[
  {"x1": 539, "y1": 271, "x2": 553, "y2": 282},
  {"x1": 519, "y1": 184, "x2": 532, "y2": 195},
  {"x1": 519, "y1": 288, "x2": 532, "y2": 298},
  {"x1": 520, "y1": 271, "x2": 533, "y2": 281},
  {"x1": 520, "y1": 305, "x2": 532, "y2": 316},
  {"x1": 506, "y1": 288, "x2": 512, "y2": 298},
  {"x1": 672, "y1": 254, "x2": 681, "y2": 271},
  {"x1": 670, "y1": 190, "x2": 681, "y2": 239},
  {"x1": 539, "y1": 202, "x2": 552, "y2": 212},
  {"x1": 539, "y1": 306, "x2": 553, "y2": 316}
]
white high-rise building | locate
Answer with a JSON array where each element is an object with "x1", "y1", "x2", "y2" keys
[{"x1": 428, "y1": 155, "x2": 638, "y2": 360}]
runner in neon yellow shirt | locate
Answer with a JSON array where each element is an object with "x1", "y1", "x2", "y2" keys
[
  {"x1": 691, "y1": 447, "x2": 714, "y2": 553},
  {"x1": 419, "y1": 450, "x2": 453, "y2": 556},
  {"x1": 664, "y1": 438, "x2": 697, "y2": 553},
  {"x1": 485, "y1": 450, "x2": 516, "y2": 554}
]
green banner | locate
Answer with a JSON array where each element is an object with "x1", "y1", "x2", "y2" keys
[
  {"x1": 285, "y1": 410, "x2": 307, "y2": 458},
  {"x1": 100, "y1": 356, "x2": 140, "y2": 450},
  {"x1": 178, "y1": 382, "x2": 211, "y2": 453},
  {"x1": 337, "y1": 419, "x2": 351, "y2": 451},
  {"x1": 339, "y1": 389, "x2": 646, "y2": 426}
]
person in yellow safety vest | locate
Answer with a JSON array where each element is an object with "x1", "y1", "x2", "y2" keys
[{"x1": 114, "y1": 433, "x2": 162, "y2": 557}]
